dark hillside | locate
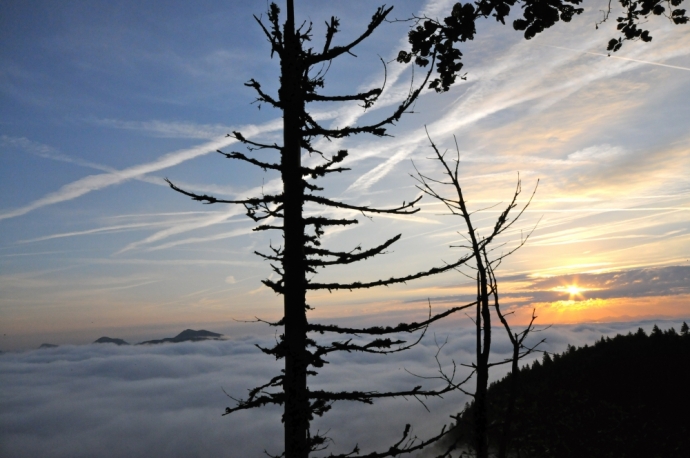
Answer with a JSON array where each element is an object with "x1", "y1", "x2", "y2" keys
[
  {"x1": 453, "y1": 324, "x2": 690, "y2": 457},
  {"x1": 138, "y1": 329, "x2": 222, "y2": 345},
  {"x1": 94, "y1": 337, "x2": 129, "y2": 345}
]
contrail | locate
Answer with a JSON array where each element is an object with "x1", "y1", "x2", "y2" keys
[
  {"x1": 547, "y1": 45, "x2": 690, "y2": 72},
  {"x1": 0, "y1": 119, "x2": 283, "y2": 222}
]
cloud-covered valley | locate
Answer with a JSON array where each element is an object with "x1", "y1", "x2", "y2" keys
[{"x1": 2, "y1": 319, "x2": 687, "y2": 458}]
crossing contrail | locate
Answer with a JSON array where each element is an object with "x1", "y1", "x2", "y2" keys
[{"x1": 547, "y1": 45, "x2": 690, "y2": 72}]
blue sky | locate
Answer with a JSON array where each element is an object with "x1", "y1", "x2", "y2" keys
[{"x1": 1, "y1": 0, "x2": 689, "y2": 351}]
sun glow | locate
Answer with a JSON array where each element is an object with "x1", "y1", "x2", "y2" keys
[
  {"x1": 566, "y1": 285, "x2": 582, "y2": 296},
  {"x1": 551, "y1": 283, "x2": 587, "y2": 299}
]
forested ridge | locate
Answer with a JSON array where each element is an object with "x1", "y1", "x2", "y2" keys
[{"x1": 452, "y1": 324, "x2": 690, "y2": 457}]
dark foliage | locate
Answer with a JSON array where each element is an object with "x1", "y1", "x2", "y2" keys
[
  {"x1": 452, "y1": 323, "x2": 690, "y2": 457},
  {"x1": 399, "y1": 0, "x2": 688, "y2": 92}
]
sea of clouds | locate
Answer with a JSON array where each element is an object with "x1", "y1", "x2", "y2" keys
[{"x1": 1, "y1": 319, "x2": 687, "y2": 458}]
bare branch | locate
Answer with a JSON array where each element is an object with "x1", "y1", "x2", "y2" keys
[
  {"x1": 308, "y1": 255, "x2": 472, "y2": 291},
  {"x1": 305, "y1": 194, "x2": 421, "y2": 215},
  {"x1": 306, "y1": 87, "x2": 382, "y2": 103},
  {"x1": 322, "y1": 423, "x2": 454, "y2": 458},
  {"x1": 309, "y1": 301, "x2": 476, "y2": 335},
  {"x1": 306, "y1": 6, "x2": 393, "y2": 65},
  {"x1": 223, "y1": 374, "x2": 285, "y2": 416},
  {"x1": 165, "y1": 178, "x2": 282, "y2": 206},
  {"x1": 230, "y1": 131, "x2": 282, "y2": 151},
  {"x1": 245, "y1": 78, "x2": 282, "y2": 108},
  {"x1": 307, "y1": 234, "x2": 398, "y2": 267},
  {"x1": 217, "y1": 150, "x2": 282, "y2": 172},
  {"x1": 303, "y1": 55, "x2": 434, "y2": 139}
]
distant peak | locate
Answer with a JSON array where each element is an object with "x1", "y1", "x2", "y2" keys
[
  {"x1": 138, "y1": 329, "x2": 223, "y2": 345},
  {"x1": 173, "y1": 329, "x2": 222, "y2": 340},
  {"x1": 93, "y1": 337, "x2": 129, "y2": 346}
]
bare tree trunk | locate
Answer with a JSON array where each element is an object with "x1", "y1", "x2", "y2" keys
[
  {"x1": 281, "y1": 2, "x2": 309, "y2": 457},
  {"x1": 474, "y1": 271, "x2": 491, "y2": 458},
  {"x1": 413, "y1": 135, "x2": 540, "y2": 458},
  {"x1": 498, "y1": 341, "x2": 520, "y2": 458}
]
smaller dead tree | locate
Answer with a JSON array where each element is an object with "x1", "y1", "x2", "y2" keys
[{"x1": 413, "y1": 132, "x2": 545, "y2": 458}]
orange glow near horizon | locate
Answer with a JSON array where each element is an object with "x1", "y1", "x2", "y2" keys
[{"x1": 504, "y1": 293, "x2": 690, "y2": 325}]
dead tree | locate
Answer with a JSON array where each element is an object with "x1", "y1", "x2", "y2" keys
[
  {"x1": 167, "y1": 3, "x2": 479, "y2": 458},
  {"x1": 413, "y1": 133, "x2": 546, "y2": 458}
]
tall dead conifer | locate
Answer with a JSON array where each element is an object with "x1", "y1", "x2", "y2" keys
[{"x1": 168, "y1": 2, "x2": 476, "y2": 457}]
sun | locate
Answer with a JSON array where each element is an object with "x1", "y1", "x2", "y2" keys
[
  {"x1": 566, "y1": 285, "x2": 582, "y2": 296},
  {"x1": 551, "y1": 282, "x2": 596, "y2": 301}
]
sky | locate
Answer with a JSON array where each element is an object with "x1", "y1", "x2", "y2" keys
[
  {"x1": 1, "y1": 1, "x2": 689, "y2": 456},
  {"x1": 1, "y1": 0, "x2": 689, "y2": 353}
]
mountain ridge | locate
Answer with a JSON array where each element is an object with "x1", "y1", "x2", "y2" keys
[
  {"x1": 31, "y1": 329, "x2": 224, "y2": 349},
  {"x1": 138, "y1": 329, "x2": 223, "y2": 345}
]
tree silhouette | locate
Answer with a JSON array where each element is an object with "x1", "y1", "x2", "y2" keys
[
  {"x1": 413, "y1": 133, "x2": 544, "y2": 458},
  {"x1": 167, "y1": 2, "x2": 476, "y2": 457},
  {"x1": 398, "y1": 0, "x2": 688, "y2": 92}
]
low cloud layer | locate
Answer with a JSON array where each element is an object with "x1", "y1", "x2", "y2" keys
[{"x1": 1, "y1": 319, "x2": 687, "y2": 458}]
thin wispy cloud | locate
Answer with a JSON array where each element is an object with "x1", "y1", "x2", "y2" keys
[
  {"x1": 0, "y1": 119, "x2": 287, "y2": 222},
  {"x1": 17, "y1": 219, "x2": 206, "y2": 244},
  {"x1": 0, "y1": 250, "x2": 73, "y2": 258},
  {"x1": 116, "y1": 172, "x2": 287, "y2": 253},
  {"x1": 343, "y1": 24, "x2": 690, "y2": 193},
  {"x1": 143, "y1": 226, "x2": 255, "y2": 252},
  {"x1": 92, "y1": 119, "x2": 241, "y2": 139},
  {"x1": 86, "y1": 258, "x2": 256, "y2": 266},
  {"x1": 1, "y1": 135, "x2": 115, "y2": 172},
  {"x1": 0, "y1": 269, "x2": 156, "y2": 292},
  {"x1": 344, "y1": 48, "x2": 578, "y2": 191},
  {"x1": 548, "y1": 45, "x2": 690, "y2": 72},
  {"x1": 531, "y1": 207, "x2": 688, "y2": 244},
  {"x1": 103, "y1": 210, "x2": 225, "y2": 219},
  {"x1": 0, "y1": 135, "x2": 233, "y2": 196},
  {"x1": 116, "y1": 206, "x2": 248, "y2": 254}
]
